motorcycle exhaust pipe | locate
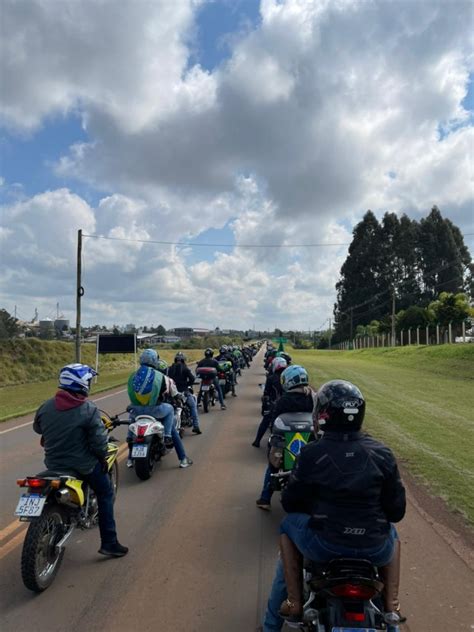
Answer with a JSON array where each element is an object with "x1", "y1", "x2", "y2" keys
[
  {"x1": 55, "y1": 489, "x2": 78, "y2": 507},
  {"x1": 55, "y1": 525, "x2": 75, "y2": 552}
]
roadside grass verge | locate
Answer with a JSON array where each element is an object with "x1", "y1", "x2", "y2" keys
[
  {"x1": 0, "y1": 342, "x2": 204, "y2": 421},
  {"x1": 291, "y1": 345, "x2": 474, "y2": 525}
]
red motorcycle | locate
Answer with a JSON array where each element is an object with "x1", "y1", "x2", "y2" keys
[{"x1": 196, "y1": 367, "x2": 217, "y2": 413}]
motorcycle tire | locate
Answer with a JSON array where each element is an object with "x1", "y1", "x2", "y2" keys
[
  {"x1": 21, "y1": 504, "x2": 66, "y2": 592},
  {"x1": 135, "y1": 447, "x2": 155, "y2": 480},
  {"x1": 109, "y1": 460, "x2": 119, "y2": 501},
  {"x1": 203, "y1": 391, "x2": 209, "y2": 413}
]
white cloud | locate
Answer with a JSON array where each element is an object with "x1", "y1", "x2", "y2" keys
[{"x1": 0, "y1": 0, "x2": 473, "y2": 328}]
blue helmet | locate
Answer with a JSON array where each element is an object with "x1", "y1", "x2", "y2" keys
[
  {"x1": 139, "y1": 348, "x2": 159, "y2": 368},
  {"x1": 280, "y1": 365, "x2": 309, "y2": 391},
  {"x1": 58, "y1": 363, "x2": 97, "y2": 394}
]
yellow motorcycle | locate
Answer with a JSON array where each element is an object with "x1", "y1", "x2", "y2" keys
[{"x1": 14, "y1": 413, "x2": 120, "y2": 592}]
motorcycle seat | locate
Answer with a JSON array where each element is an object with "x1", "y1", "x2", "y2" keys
[
  {"x1": 305, "y1": 557, "x2": 383, "y2": 593},
  {"x1": 277, "y1": 412, "x2": 314, "y2": 425},
  {"x1": 35, "y1": 469, "x2": 79, "y2": 479}
]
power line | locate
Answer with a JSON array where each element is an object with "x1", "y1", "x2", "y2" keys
[{"x1": 82, "y1": 233, "x2": 351, "y2": 249}]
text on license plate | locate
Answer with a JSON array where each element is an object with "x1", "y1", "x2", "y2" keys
[
  {"x1": 201, "y1": 385, "x2": 210, "y2": 391},
  {"x1": 15, "y1": 494, "x2": 46, "y2": 518},
  {"x1": 332, "y1": 628, "x2": 377, "y2": 632},
  {"x1": 132, "y1": 445, "x2": 148, "y2": 458}
]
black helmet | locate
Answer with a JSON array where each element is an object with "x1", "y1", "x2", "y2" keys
[
  {"x1": 174, "y1": 352, "x2": 186, "y2": 362},
  {"x1": 205, "y1": 348, "x2": 214, "y2": 358},
  {"x1": 316, "y1": 380, "x2": 365, "y2": 432}
]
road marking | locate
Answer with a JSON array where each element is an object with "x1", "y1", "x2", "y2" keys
[
  {"x1": 0, "y1": 388, "x2": 127, "y2": 435},
  {"x1": 0, "y1": 525, "x2": 27, "y2": 561},
  {"x1": 0, "y1": 519, "x2": 26, "y2": 544}
]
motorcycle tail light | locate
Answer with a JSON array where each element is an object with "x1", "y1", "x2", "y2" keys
[
  {"x1": 331, "y1": 583, "x2": 378, "y2": 600},
  {"x1": 16, "y1": 478, "x2": 27, "y2": 487},
  {"x1": 345, "y1": 612, "x2": 365, "y2": 622},
  {"x1": 137, "y1": 425, "x2": 147, "y2": 437},
  {"x1": 25, "y1": 478, "x2": 48, "y2": 489},
  {"x1": 50, "y1": 479, "x2": 61, "y2": 489}
]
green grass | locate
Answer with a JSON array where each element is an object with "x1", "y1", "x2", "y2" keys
[
  {"x1": 0, "y1": 340, "x2": 204, "y2": 421},
  {"x1": 290, "y1": 345, "x2": 474, "y2": 524}
]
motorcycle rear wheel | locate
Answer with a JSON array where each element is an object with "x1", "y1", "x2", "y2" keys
[
  {"x1": 203, "y1": 391, "x2": 209, "y2": 413},
  {"x1": 135, "y1": 452, "x2": 154, "y2": 480},
  {"x1": 21, "y1": 505, "x2": 66, "y2": 592},
  {"x1": 109, "y1": 460, "x2": 119, "y2": 501}
]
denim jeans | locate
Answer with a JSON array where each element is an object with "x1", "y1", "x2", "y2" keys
[
  {"x1": 263, "y1": 513, "x2": 398, "y2": 631},
  {"x1": 254, "y1": 413, "x2": 272, "y2": 445},
  {"x1": 260, "y1": 464, "x2": 277, "y2": 503},
  {"x1": 213, "y1": 377, "x2": 225, "y2": 406},
  {"x1": 83, "y1": 462, "x2": 117, "y2": 546},
  {"x1": 185, "y1": 392, "x2": 200, "y2": 427}
]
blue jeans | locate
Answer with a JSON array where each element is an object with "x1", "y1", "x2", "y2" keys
[
  {"x1": 186, "y1": 392, "x2": 200, "y2": 428},
  {"x1": 83, "y1": 462, "x2": 117, "y2": 547},
  {"x1": 213, "y1": 377, "x2": 225, "y2": 406},
  {"x1": 127, "y1": 404, "x2": 186, "y2": 462},
  {"x1": 260, "y1": 464, "x2": 276, "y2": 502},
  {"x1": 263, "y1": 513, "x2": 398, "y2": 631}
]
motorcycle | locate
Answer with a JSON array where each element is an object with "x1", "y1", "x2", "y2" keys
[
  {"x1": 267, "y1": 412, "x2": 314, "y2": 493},
  {"x1": 218, "y1": 361, "x2": 236, "y2": 398},
  {"x1": 196, "y1": 367, "x2": 217, "y2": 413},
  {"x1": 15, "y1": 413, "x2": 119, "y2": 592},
  {"x1": 289, "y1": 557, "x2": 399, "y2": 631},
  {"x1": 175, "y1": 388, "x2": 196, "y2": 433}
]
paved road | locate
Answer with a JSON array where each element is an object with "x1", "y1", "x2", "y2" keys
[{"x1": 0, "y1": 351, "x2": 473, "y2": 631}]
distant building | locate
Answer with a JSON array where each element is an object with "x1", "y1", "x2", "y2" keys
[
  {"x1": 193, "y1": 328, "x2": 210, "y2": 336},
  {"x1": 172, "y1": 327, "x2": 194, "y2": 338}
]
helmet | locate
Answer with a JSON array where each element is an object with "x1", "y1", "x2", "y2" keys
[
  {"x1": 271, "y1": 357, "x2": 288, "y2": 373},
  {"x1": 58, "y1": 363, "x2": 97, "y2": 394},
  {"x1": 140, "y1": 348, "x2": 159, "y2": 368},
  {"x1": 205, "y1": 348, "x2": 214, "y2": 358},
  {"x1": 281, "y1": 365, "x2": 309, "y2": 391},
  {"x1": 174, "y1": 352, "x2": 186, "y2": 362},
  {"x1": 316, "y1": 380, "x2": 365, "y2": 431},
  {"x1": 219, "y1": 345, "x2": 227, "y2": 354},
  {"x1": 156, "y1": 359, "x2": 168, "y2": 374},
  {"x1": 277, "y1": 351, "x2": 292, "y2": 364}
]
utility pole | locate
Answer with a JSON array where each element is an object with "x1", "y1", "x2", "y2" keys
[
  {"x1": 328, "y1": 318, "x2": 332, "y2": 350},
  {"x1": 391, "y1": 289, "x2": 396, "y2": 346},
  {"x1": 14, "y1": 305, "x2": 17, "y2": 320},
  {"x1": 75, "y1": 229, "x2": 83, "y2": 362},
  {"x1": 350, "y1": 307, "x2": 353, "y2": 341}
]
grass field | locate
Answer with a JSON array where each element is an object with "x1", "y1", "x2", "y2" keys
[
  {"x1": 290, "y1": 345, "x2": 474, "y2": 524},
  {"x1": 0, "y1": 339, "x2": 204, "y2": 421}
]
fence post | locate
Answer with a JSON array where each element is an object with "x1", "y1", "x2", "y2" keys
[
  {"x1": 408, "y1": 328, "x2": 411, "y2": 345},
  {"x1": 426, "y1": 325, "x2": 429, "y2": 345},
  {"x1": 436, "y1": 324, "x2": 440, "y2": 345},
  {"x1": 448, "y1": 321, "x2": 452, "y2": 344},
  {"x1": 462, "y1": 321, "x2": 466, "y2": 343},
  {"x1": 416, "y1": 326, "x2": 420, "y2": 345},
  {"x1": 400, "y1": 329, "x2": 404, "y2": 346}
]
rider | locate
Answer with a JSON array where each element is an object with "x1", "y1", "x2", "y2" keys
[
  {"x1": 262, "y1": 380, "x2": 406, "y2": 631},
  {"x1": 196, "y1": 348, "x2": 226, "y2": 410},
  {"x1": 216, "y1": 345, "x2": 237, "y2": 395},
  {"x1": 252, "y1": 356, "x2": 287, "y2": 448},
  {"x1": 255, "y1": 365, "x2": 315, "y2": 510},
  {"x1": 167, "y1": 352, "x2": 202, "y2": 435},
  {"x1": 33, "y1": 363, "x2": 128, "y2": 558},
  {"x1": 127, "y1": 349, "x2": 193, "y2": 468}
]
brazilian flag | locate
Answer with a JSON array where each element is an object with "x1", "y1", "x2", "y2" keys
[{"x1": 284, "y1": 431, "x2": 310, "y2": 470}]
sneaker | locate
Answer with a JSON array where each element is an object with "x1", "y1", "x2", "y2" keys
[
  {"x1": 98, "y1": 542, "x2": 129, "y2": 557},
  {"x1": 192, "y1": 427, "x2": 202, "y2": 435},
  {"x1": 384, "y1": 612, "x2": 401, "y2": 625},
  {"x1": 252, "y1": 441, "x2": 260, "y2": 448},
  {"x1": 164, "y1": 436, "x2": 174, "y2": 449},
  {"x1": 179, "y1": 457, "x2": 194, "y2": 468},
  {"x1": 256, "y1": 498, "x2": 271, "y2": 511},
  {"x1": 232, "y1": 392, "x2": 237, "y2": 397},
  {"x1": 126, "y1": 458, "x2": 134, "y2": 468},
  {"x1": 221, "y1": 405, "x2": 227, "y2": 410}
]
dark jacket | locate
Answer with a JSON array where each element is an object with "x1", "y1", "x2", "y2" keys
[
  {"x1": 264, "y1": 372, "x2": 283, "y2": 402},
  {"x1": 282, "y1": 431, "x2": 406, "y2": 548},
  {"x1": 33, "y1": 390, "x2": 108, "y2": 476},
  {"x1": 167, "y1": 363, "x2": 195, "y2": 392},
  {"x1": 197, "y1": 358, "x2": 221, "y2": 371},
  {"x1": 272, "y1": 389, "x2": 314, "y2": 420}
]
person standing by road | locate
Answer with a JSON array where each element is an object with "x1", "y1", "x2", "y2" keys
[{"x1": 33, "y1": 363, "x2": 128, "y2": 558}]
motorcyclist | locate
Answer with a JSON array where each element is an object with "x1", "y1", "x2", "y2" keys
[
  {"x1": 264, "y1": 348, "x2": 278, "y2": 372},
  {"x1": 167, "y1": 352, "x2": 202, "y2": 435},
  {"x1": 127, "y1": 349, "x2": 193, "y2": 468},
  {"x1": 252, "y1": 357, "x2": 287, "y2": 448},
  {"x1": 196, "y1": 348, "x2": 226, "y2": 410},
  {"x1": 262, "y1": 380, "x2": 406, "y2": 631},
  {"x1": 256, "y1": 365, "x2": 315, "y2": 510},
  {"x1": 216, "y1": 345, "x2": 237, "y2": 395},
  {"x1": 33, "y1": 363, "x2": 128, "y2": 558}
]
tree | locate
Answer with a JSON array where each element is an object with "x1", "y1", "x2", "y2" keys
[
  {"x1": 396, "y1": 306, "x2": 431, "y2": 332},
  {"x1": 156, "y1": 324, "x2": 166, "y2": 336},
  {"x1": 428, "y1": 292, "x2": 472, "y2": 330},
  {"x1": 0, "y1": 309, "x2": 19, "y2": 339}
]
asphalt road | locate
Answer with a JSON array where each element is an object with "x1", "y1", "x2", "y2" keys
[{"x1": 0, "y1": 350, "x2": 473, "y2": 631}]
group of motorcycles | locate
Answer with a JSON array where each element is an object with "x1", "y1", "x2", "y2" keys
[
  {"x1": 14, "y1": 343, "x2": 260, "y2": 592},
  {"x1": 257, "y1": 345, "x2": 400, "y2": 632}
]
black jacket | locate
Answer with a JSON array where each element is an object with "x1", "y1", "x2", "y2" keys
[
  {"x1": 263, "y1": 372, "x2": 283, "y2": 402},
  {"x1": 282, "y1": 431, "x2": 406, "y2": 548},
  {"x1": 197, "y1": 358, "x2": 220, "y2": 371},
  {"x1": 167, "y1": 363, "x2": 195, "y2": 392}
]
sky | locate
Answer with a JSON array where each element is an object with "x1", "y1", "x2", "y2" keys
[{"x1": 1, "y1": 0, "x2": 473, "y2": 331}]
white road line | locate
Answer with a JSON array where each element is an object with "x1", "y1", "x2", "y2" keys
[{"x1": 0, "y1": 388, "x2": 127, "y2": 436}]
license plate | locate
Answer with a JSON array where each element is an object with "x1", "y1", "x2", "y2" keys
[
  {"x1": 332, "y1": 628, "x2": 377, "y2": 632},
  {"x1": 15, "y1": 494, "x2": 46, "y2": 518},
  {"x1": 201, "y1": 385, "x2": 210, "y2": 391},
  {"x1": 219, "y1": 379, "x2": 226, "y2": 385},
  {"x1": 132, "y1": 444, "x2": 148, "y2": 458}
]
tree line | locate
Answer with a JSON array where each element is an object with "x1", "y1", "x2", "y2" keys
[{"x1": 333, "y1": 207, "x2": 472, "y2": 342}]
